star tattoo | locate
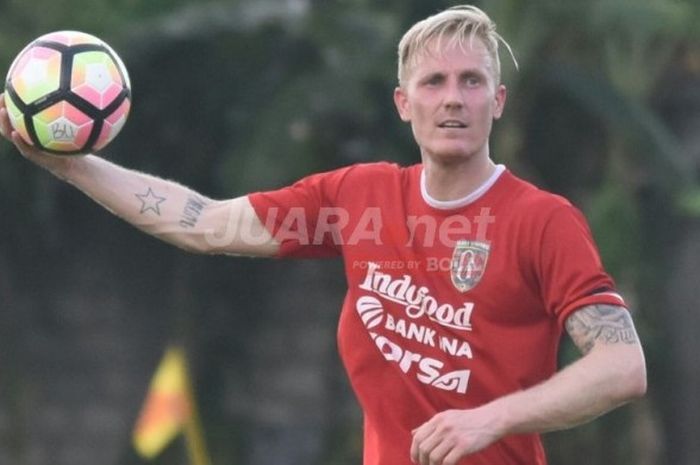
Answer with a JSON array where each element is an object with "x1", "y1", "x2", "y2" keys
[{"x1": 135, "y1": 188, "x2": 167, "y2": 215}]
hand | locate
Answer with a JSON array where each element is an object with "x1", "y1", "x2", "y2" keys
[
  {"x1": 0, "y1": 92, "x2": 78, "y2": 176},
  {"x1": 410, "y1": 406, "x2": 506, "y2": 465}
]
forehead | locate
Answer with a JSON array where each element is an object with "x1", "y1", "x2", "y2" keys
[{"x1": 408, "y1": 36, "x2": 495, "y2": 80}]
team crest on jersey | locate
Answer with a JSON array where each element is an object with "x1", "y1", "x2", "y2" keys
[{"x1": 451, "y1": 240, "x2": 490, "y2": 292}]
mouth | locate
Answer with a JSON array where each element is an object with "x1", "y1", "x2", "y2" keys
[{"x1": 437, "y1": 120, "x2": 468, "y2": 129}]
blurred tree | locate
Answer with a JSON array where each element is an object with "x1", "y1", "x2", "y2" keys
[{"x1": 482, "y1": 1, "x2": 699, "y2": 465}]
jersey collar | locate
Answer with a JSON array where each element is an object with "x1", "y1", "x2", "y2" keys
[{"x1": 420, "y1": 164, "x2": 506, "y2": 210}]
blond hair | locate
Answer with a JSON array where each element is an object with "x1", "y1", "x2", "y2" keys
[{"x1": 397, "y1": 5, "x2": 517, "y2": 86}]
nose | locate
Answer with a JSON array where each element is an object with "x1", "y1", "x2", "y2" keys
[{"x1": 443, "y1": 77, "x2": 464, "y2": 110}]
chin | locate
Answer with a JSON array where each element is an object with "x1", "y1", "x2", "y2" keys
[{"x1": 427, "y1": 146, "x2": 477, "y2": 164}]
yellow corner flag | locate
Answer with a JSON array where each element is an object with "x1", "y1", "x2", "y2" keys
[{"x1": 133, "y1": 346, "x2": 211, "y2": 465}]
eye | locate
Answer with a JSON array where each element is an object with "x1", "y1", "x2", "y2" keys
[
  {"x1": 464, "y1": 75, "x2": 482, "y2": 87},
  {"x1": 423, "y1": 74, "x2": 444, "y2": 86}
]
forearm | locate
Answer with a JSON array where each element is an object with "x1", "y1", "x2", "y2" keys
[
  {"x1": 60, "y1": 155, "x2": 202, "y2": 248},
  {"x1": 410, "y1": 337, "x2": 646, "y2": 465},
  {"x1": 493, "y1": 304, "x2": 647, "y2": 436},
  {"x1": 55, "y1": 155, "x2": 276, "y2": 255},
  {"x1": 492, "y1": 342, "x2": 647, "y2": 436}
]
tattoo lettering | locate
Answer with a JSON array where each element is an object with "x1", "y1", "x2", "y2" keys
[
  {"x1": 135, "y1": 188, "x2": 167, "y2": 215},
  {"x1": 565, "y1": 304, "x2": 639, "y2": 355},
  {"x1": 180, "y1": 195, "x2": 208, "y2": 228}
]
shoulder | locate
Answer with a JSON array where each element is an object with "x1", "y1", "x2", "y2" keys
[
  {"x1": 304, "y1": 161, "x2": 408, "y2": 184},
  {"x1": 341, "y1": 161, "x2": 414, "y2": 180},
  {"x1": 501, "y1": 171, "x2": 581, "y2": 222},
  {"x1": 503, "y1": 171, "x2": 572, "y2": 210},
  {"x1": 328, "y1": 161, "x2": 418, "y2": 194},
  {"x1": 278, "y1": 161, "x2": 416, "y2": 205},
  {"x1": 495, "y1": 171, "x2": 595, "y2": 243}
]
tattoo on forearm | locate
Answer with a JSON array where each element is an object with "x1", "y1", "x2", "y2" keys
[
  {"x1": 180, "y1": 195, "x2": 208, "y2": 228},
  {"x1": 135, "y1": 187, "x2": 167, "y2": 215},
  {"x1": 565, "y1": 304, "x2": 639, "y2": 355}
]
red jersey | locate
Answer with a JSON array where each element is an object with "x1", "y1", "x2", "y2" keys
[{"x1": 248, "y1": 162, "x2": 626, "y2": 465}]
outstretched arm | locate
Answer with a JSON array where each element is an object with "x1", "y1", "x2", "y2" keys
[
  {"x1": 0, "y1": 94, "x2": 278, "y2": 257},
  {"x1": 410, "y1": 304, "x2": 646, "y2": 465}
]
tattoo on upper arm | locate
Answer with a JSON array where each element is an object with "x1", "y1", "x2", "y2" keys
[
  {"x1": 135, "y1": 188, "x2": 167, "y2": 215},
  {"x1": 565, "y1": 304, "x2": 639, "y2": 355},
  {"x1": 179, "y1": 195, "x2": 208, "y2": 228}
]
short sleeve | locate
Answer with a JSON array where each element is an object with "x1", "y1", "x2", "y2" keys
[
  {"x1": 248, "y1": 166, "x2": 354, "y2": 258},
  {"x1": 536, "y1": 205, "x2": 627, "y2": 327}
]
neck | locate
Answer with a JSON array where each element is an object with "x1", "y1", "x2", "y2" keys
[{"x1": 422, "y1": 152, "x2": 497, "y2": 202}]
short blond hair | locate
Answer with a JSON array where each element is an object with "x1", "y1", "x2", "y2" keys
[{"x1": 397, "y1": 5, "x2": 517, "y2": 86}]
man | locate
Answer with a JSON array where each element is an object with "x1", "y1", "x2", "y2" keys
[{"x1": 0, "y1": 5, "x2": 646, "y2": 465}]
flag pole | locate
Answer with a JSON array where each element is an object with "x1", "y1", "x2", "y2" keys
[{"x1": 182, "y1": 351, "x2": 212, "y2": 465}]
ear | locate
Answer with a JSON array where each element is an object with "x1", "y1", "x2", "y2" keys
[
  {"x1": 393, "y1": 86, "x2": 411, "y2": 122},
  {"x1": 493, "y1": 84, "x2": 507, "y2": 120}
]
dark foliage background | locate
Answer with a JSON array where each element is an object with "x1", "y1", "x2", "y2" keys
[{"x1": 1, "y1": 1, "x2": 699, "y2": 464}]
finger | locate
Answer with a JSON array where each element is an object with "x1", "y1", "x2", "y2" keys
[
  {"x1": 428, "y1": 439, "x2": 455, "y2": 465},
  {"x1": 411, "y1": 425, "x2": 445, "y2": 465},
  {"x1": 0, "y1": 107, "x2": 10, "y2": 139},
  {"x1": 410, "y1": 430, "x2": 421, "y2": 463},
  {"x1": 410, "y1": 423, "x2": 436, "y2": 463},
  {"x1": 418, "y1": 431, "x2": 444, "y2": 465},
  {"x1": 11, "y1": 130, "x2": 38, "y2": 158},
  {"x1": 442, "y1": 445, "x2": 467, "y2": 465}
]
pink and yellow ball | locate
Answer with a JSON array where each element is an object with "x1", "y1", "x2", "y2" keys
[{"x1": 4, "y1": 31, "x2": 131, "y2": 155}]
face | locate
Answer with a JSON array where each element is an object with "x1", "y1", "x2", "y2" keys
[{"x1": 394, "y1": 37, "x2": 506, "y2": 164}]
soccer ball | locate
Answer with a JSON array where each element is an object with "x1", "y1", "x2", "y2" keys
[{"x1": 4, "y1": 31, "x2": 131, "y2": 155}]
